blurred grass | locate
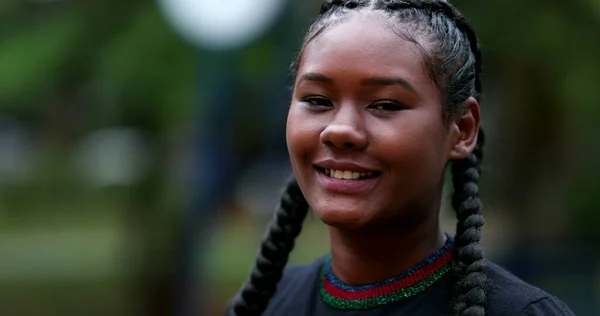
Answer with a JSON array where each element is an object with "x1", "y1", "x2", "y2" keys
[
  {"x1": 0, "y1": 199, "x2": 329, "y2": 316},
  {"x1": 0, "y1": 209, "x2": 129, "y2": 315},
  {"x1": 0, "y1": 279, "x2": 135, "y2": 316}
]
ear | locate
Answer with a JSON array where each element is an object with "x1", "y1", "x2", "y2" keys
[{"x1": 447, "y1": 96, "x2": 480, "y2": 160}]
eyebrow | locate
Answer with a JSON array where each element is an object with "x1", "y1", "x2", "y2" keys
[
  {"x1": 298, "y1": 72, "x2": 415, "y2": 92},
  {"x1": 361, "y1": 76, "x2": 416, "y2": 92},
  {"x1": 298, "y1": 72, "x2": 333, "y2": 84}
]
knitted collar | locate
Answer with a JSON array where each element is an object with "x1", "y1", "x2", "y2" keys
[{"x1": 320, "y1": 236, "x2": 454, "y2": 310}]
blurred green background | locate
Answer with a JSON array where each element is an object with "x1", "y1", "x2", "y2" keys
[{"x1": 0, "y1": 0, "x2": 599, "y2": 315}]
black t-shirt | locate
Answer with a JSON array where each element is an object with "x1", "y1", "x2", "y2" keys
[{"x1": 260, "y1": 256, "x2": 574, "y2": 316}]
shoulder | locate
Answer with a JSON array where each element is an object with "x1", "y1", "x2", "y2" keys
[
  {"x1": 275, "y1": 256, "x2": 324, "y2": 294},
  {"x1": 262, "y1": 256, "x2": 326, "y2": 315},
  {"x1": 484, "y1": 260, "x2": 574, "y2": 316}
]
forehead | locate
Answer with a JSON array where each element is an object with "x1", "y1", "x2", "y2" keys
[{"x1": 299, "y1": 11, "x2": 429, "y2": 84}]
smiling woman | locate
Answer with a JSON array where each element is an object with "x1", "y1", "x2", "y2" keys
[{"x1": 225, "y1": 1, "x2": 575, "y2": 316}]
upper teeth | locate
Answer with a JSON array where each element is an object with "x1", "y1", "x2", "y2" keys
[{"x1": 325, "y1": 169, "x2": 373, "y2": 180}]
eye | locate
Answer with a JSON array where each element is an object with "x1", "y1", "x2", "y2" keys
[
  {"x1": 368, "y1": 101, "x2": 404, "y2": 112},
  {"x1": 302, "y1": 96, "x2": 333, "y2": 108}
]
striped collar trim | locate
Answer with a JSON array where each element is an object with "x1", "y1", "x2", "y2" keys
[{"x1": 320, "y1": 236, "x2": 453, "y2": 310}]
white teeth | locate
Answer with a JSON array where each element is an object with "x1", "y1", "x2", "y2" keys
[
  {"x1": 325, "y1": 169, "x2": 373, "y2": 180},
  {"x1": 334, "y1": 170, "x2": 343, "y2": 178}
]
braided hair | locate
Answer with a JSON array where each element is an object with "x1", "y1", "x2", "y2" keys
[{"x1": 228, "y1": 1, "x2": 487, "y2": 315}]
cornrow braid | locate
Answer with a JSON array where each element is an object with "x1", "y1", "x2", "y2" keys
[
  {"x1": 289, "y1": 0, "x2": 367, "y2": 77},
  {"x1": 226, "y1": 176, "x2": 309, "y2": 316},
  {"x1": 413, "y1": 0, "x2": 484, "y2": 98},
  {"x1": 320, "y1": 0, "x2": 361, "y2": 13}
]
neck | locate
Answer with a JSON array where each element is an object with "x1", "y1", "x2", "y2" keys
[{"x1": 328, "y1": 216, "x2": 446, "y2": 285}]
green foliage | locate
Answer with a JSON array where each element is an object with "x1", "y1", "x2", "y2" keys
[
  {"x1": 0, "y1": 11, "x2": 87, "y2": 111},
  {"x1": 94, "y1": 4, "x2": 196, "y2": 131},
  {"x1": 0, "y1": 3, "x2": 196, "y2": 130}
]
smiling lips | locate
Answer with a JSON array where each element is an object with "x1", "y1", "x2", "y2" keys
[
  {"x1": 314, "y1": 159, "x2": 380, "y2": 181},
  {"x1": 322, "y1": 169, "x2": 374, "y2": 180},
  {"x1": 314, "y1": 162, "x2": 381, "y2": 194}
]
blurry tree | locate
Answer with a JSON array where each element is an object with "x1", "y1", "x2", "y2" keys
[
  {"x1": 455, "y1": 2, "x2": 600, "y2": 311},
  {"x1": 0, "y1": 1, "x2": 195, "y2": 316},
  {"x1": 456, "y1": 0, "x2": 600, "y2": 243}
]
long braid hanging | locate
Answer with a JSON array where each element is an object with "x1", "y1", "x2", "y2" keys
[
  {"x1": 444, "y1": 2, "x2": 488, "y2": 315},
  {"x1": 227, "y1": 176, "x2": 309, "y2": 316},
  {"x1": 450, "y1": 130, "x2": 486, "y2": 316}
]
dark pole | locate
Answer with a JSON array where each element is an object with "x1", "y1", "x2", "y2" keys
[
  {"x1": 175, "y1": 50, "x2": 239, "y2": 316},
  {"x1": 173, "y1": 2, "x2": 294, "y2": 315}
]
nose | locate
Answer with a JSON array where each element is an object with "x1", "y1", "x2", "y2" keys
[{"x1": 319, "y1": 108, "x2": 368, "y2": 151}]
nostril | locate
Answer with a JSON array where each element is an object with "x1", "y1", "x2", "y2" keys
[
  {"x1": 320, "y1": 124, "x2": 367, "y2": 150},
  {"x1": 323, "y1": 140, "x2": 356, "y2": 149}
]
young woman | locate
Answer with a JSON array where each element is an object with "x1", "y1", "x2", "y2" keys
[{"x1": 226, "y1": 0, "x2": 575, "y2": 315}]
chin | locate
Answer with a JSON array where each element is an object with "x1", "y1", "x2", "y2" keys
[{"x1": 312, "y1": 203, "x2": 373, "y2": 231}]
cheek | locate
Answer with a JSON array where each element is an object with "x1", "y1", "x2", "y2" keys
[
  {"x1": 286, "y1": 105, "x2": 320, "y2": 166},
  {"x1": 374, "y1": 113, "x2": 448, "y2": 179}
]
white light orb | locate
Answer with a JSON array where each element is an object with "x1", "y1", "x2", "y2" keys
[{"x1": 158, "y1": 0, "x2": 287, "y2": 50}]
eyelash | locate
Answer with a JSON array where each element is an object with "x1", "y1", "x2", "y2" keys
[
  {"x1": 301, "y1": 96, "x2": 404, "y2": 112},
  {"x1": 368, "y1": 101, "x2": 403, "y2": 112},
  {"x1": 302, "y1": 96, "x2": 332, "y2": 108}
]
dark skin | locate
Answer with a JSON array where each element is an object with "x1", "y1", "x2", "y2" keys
[{"x1": 286, "y1": 11, "x2": 480, "y2": 285}]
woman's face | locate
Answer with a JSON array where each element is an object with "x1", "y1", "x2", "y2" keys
[{"x1": 286, "y1": 11, "x2": 477, "y2": 230}]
